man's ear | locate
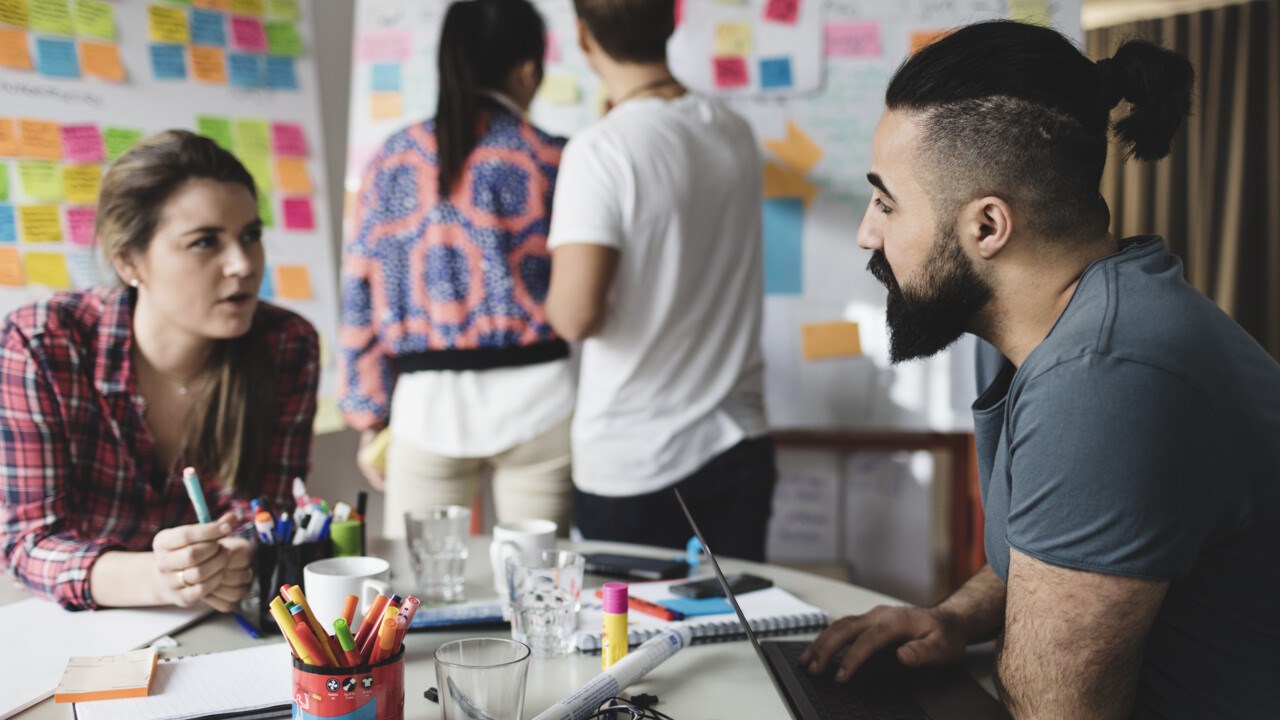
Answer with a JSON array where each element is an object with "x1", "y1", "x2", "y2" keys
[{"x1": 961, "y1": 196, "x2": 1013, "y2": 260}]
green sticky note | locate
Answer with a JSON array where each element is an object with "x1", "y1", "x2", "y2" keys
[
  {"x1": 18, "y1": 160, "x2": 63, "y2": 200},
  {"x1": 264, "y1": 20, "x2": 302, "y2": 56},
  {"x1": 73, "y1": 0, "x2": 113, "y2": 41},
  {"x1": 0, "y1": 164, "x2": 8, "y2": 202},
  {"x1": 240, "y1": 153, "x2": 271, "y2": 194},
  {"x1": 196, "y1": 116, "x2": 233, "y2": 152},
  {"x1": 103, "y1": 126, "x2": 142, "y2": 162},
  {"x1": 265, "y1": 0, "x2": 298, "y2": 20},
  {"x1": 28, "y1": 0, "x2": 74, "y2": 35},
  {"x1": 233, "y1": 118, "x2": 270, "y2": 157},
  {"x1": 258, "y1": 190, "x2": 273, "y2": 227}
]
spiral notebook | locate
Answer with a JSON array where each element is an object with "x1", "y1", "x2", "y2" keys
[{"x1": 572, "y1": 579, "x2": 829, "y2": 652}]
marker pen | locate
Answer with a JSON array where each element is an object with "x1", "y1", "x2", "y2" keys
[
  {"x1": 601, "y1": 582, "x2": 629, "y2": 670},
  {"x1": 181, "y1": 467, "x2": 212, "y2": 524},
  {"x1": 333, "y1": 618, "x2": 363, "y2": 667}
]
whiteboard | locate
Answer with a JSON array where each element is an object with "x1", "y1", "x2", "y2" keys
[
  {"x1": 0, "y1": 0, "x2": 340, "y2": 428},
  {"x1": 344, "y1": 0, "x2": 1082, "y2": 432}
]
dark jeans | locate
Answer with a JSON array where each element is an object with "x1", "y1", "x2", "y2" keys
[{"x1": 573, "y1": 436, "x2": 778, "y2": 561}]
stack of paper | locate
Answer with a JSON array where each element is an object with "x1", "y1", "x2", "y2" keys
[{"x1": 55, "y1": 649, "x2": 159, "y2": 703}]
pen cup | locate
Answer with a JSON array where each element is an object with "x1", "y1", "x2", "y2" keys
[
  {"x1": 292, "y1": 646, "x2": 405, "y2": 720},
  {"x1": 239, "y1": 540, "x2": 332, "y2": 635}
]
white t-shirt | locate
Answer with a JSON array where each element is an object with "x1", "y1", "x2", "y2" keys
[{"x1": 548, "y1": 94, "x2": 768, "y2": 496}]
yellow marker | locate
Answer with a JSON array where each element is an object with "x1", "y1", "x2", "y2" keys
[
  {"x1": 268, "y1": 597, "x2": 314, "y2": 665},
  {"x1": 287, "y1": 586, "x2": 340, "y2": 666}
]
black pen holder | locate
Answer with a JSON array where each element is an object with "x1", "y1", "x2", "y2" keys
[{"x1": 239, "y1": 539, "x2": 332, "y2": 634}]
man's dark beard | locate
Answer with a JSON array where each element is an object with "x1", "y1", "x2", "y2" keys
[{"x1": 867, "y1": 238, "x2": 992, "y2": 364}]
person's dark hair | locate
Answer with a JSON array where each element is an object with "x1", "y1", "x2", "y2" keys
[
  {"x1": 573, "y1": 0, "x2": 675, "y2": 64},
  {"x1": 885, "y1": 20, "x2": 1194, "y2": 241},
  {"x1": 97, "y1": 129, "x2": 275, "y2": 497},
  {"x1": 437, "y1": 0, "x2": 546, "y2": 196}
]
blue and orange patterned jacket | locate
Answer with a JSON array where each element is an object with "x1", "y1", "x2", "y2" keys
[{"x1": 339, "y1": 106, "x2": 568, "y2": 431}]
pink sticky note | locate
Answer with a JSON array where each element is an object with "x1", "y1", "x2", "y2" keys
[
  {"x1": 825, "y1": 22, "x2": 881, "y2": 57},
  {"x1": 66, "y1": 206, "x2": 98, "y2": 246},
  {"x1": 764, "y1": 0, "x2": 799, "y2": 25},
  {"x1": 282, "y1": 197, "x2": 314, "y2": 230},
  {"x1": 231, "y1": 16, "x2": 267, "y2": 52},
  {"x1": 544, "y1": 31, "x2": 560, "y2": 63},
  {"x1": 271, "y1": 122, "x2": 307, "y2": 157},
  {"x1": 356, "y1": 29, "x2": 411, "y2": 63},
  {"x1": 712, "y1": 56, "x2": 749, "y2": 88},
  {"x1": 61, "y1": 125, "x2": 105, "y2": 164}
]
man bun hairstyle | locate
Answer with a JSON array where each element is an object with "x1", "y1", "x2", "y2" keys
[{"x1": 1097, "y1": 40, "x2": 1194, "y2": 161}]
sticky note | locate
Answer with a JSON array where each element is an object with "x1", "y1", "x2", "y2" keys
[
  {"x1": 0, "y1": 119, "x2": 16, "y2": 157},
  {"x1": 825, "y1": 21, "x2": 880, "y2": 58},
  {"x1": 196, "y1": 116, "x2": 233, "y2": 151},
  {"x1": 801, "y1": 321, "x2": 862, "y2": 360},
  {"x1": 18, "y1": 161, "x2": 62, "y2": 200},
  {"x1": 544, "y1": 30, "x2": 559, "y2": 63},
  {"x1": 265, "y1": 0, "x2": 297, "y2": 20},
  {"x1": 240, "y1": 154, "x2": 271, "y2": 193},
  {"x1": 281, "y1": 197, "x2": 313, "y2": 230},
  {"x1": 537, "y1": 72, "x2": 580, "y2": 105},
  {"x1": 193, "y1": 0, "x2": 230, "y2": 10},
  {"x1": 312, "y1": 396, "x2": 343, "y2": 434},
  {"x1": 274, "y1": 157, "x2": 310, "y2": 194},
  {"x1": 73, "y1": 0, "x2": 114, "y2": 41},
  {"x1": 29, "y1": 0, "x2": 74, "y2": 35},
  {"x1": 19, "y1": 204, "x2": 62, "y2": 242},
  {"x1": 763, "y1": 198, "x2": 803, "y2": 294},
  {"x1": 715, "y1": 22, "x2": 752, "y2": 56},
  {"x1": 230, "y1": 16, "x2": 265, "y2": 51},
  {"x1": 190, "y1": 8, "x2": 226, "y2": 45},
  {"x1": 712, "y1": 56, "x2": 749, "y2": 89},
  {"x1": 257, "y1": 191, "x2": 272, "y2": 227},
  {"x1": 149, "y1": 43, "x2": 187, "y2": 79},
  {"x1": 763, "y1": 161, "x2": 817, "y2": 206},
  {"x1": 80, "y1": 40, "x2": 125, "y2": 81},
  {"x1": 0, "y1": 28, "x2": 33, "y2": 70},
  {"x1": 264, "y1": 55, "x2": 296, "y2": 89},
  {"x1": 356, "y1": 29, "x2": 411, "y2": 63},
  {"x1": 232, "y1": 118, "x2": 270, "y2": 157},
  {"x1": 270, "y1": 122, "x2": 306, "y2": 156},
  {"x1": 370, "y1": 92, "x2": 402, "y2": 120},
  {"x1": 18, "y1": 119, "x2": 61, "y2": 160},
  {"x1": 264, "y1": 20, "x2": 301, "y2": 56},
  {"x1": 275, "y1": 264, "x2": 311, "y2": 298},
  {"x1": 909, "y1": 29, "x2": 949, "y2": 55},
  {"x1": 763, "y1": 0, "x2": 798, "y2": 25},
  {"x1": 148, "y1": 5, "x2": 189, "y2": 43},
  {"x1": 0, "y1": 165, "x2": 7, "y2": 201},
  {"x1": 0, "y1": 205, "x2": 15, "y2": 243},
  {"x1": 0, "y1": 247, "x2": 23, "y2": 285},
  {"x1": 227, "y1": 52, "x2": 262, "y2": 87},
  {"x1": 190, "y1": 45, "x2": 227, "y2": 83},
  {"x1": 25, "y1": 251, "x2": 71, "y2": 289},
  {"x1": 61, "y1": 124, "x2": 103, "y2": 163},
  {"x1": 258, "y1": 262, "x2": 274, "y2": 296},
  {"x1": 229, "y1": 0, "x2": 262, "y2": 14},
  {"x1": 764, "y1": 120, "x2": 822, "y2": 174},
  {"x1": 62, "y1": 163, "x2": 100, "y2": 204},
  {"x1": 64, "y1": 247, "x2": 100, "y2": 287},
  {"x1": 0, "y1": 0, "x2": 30, "y2": 28},
  {"x1": 370, "y1": 63, "x2": 400, "y2": 93},
  {"x1": 65, "y1": 205, "x2": 95, "y2": 245},
  {"x1": 36, "y1": 37, "x2": 79, "y2": 77},
  {"x1": 1010, "y1": 0, "x2": 1050, "y2": 26},
  {"x1": 759, "y1": 57, "x2": 792, "y2": 89},
  {"x1": 102, "y1": 126, "x2": 142, "y2": 161}
]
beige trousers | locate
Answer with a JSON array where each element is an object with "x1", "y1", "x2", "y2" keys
[{"x1": 382, "y1": 418, "x2": 573, "y2": 538}]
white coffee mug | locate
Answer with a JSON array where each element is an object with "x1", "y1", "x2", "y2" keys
[
  {"x1": 303, "y1": 556, "x2": 392, "y2": 635},
  {"x1": 489, "y1": 519, "x2": 557, "y2": 595}
]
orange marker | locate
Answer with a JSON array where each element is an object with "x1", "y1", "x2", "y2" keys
[
  {"x1": 354, "y1": 593, "x2": 389, "y2": 650},
  {"x1": 370, "y1": 611, "x2": 398, "y2": 664},
  {"x1": 340, "y1": 594, "x2": 358, "y2": 627},
  {"x1": 288, "y1": 586, "x2": 340, "y2": 666},
  {"x1": 292, "y1": 623, "x2": 330, "y2": 667}
]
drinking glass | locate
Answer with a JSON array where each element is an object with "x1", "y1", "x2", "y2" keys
[
  {"x1": 505, "y1": 549, "x2": 584, "y2": 658},
  {"x1": 434, "y1": 638, "x2": 530, "y2": 720},
  {"x1": 404, "y1": 506, "x2": 470, "y2": 603}
]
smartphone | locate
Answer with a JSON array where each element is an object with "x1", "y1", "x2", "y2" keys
[
  {"x1": 669, "y1": 573, "x2": 773, "y2": 599},
  {"x1": 582, "y1": 553, "x2": 691, "y2": 581}
]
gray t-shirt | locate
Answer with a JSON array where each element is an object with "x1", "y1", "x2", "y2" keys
[{"x1": 973, "y1": 237, "x2": 1280, "y2": 718}]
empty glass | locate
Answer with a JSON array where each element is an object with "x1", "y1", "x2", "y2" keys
[
  {"x1": 404, "y1": 506, "x2": 470, "y2": 604},
  {"x1": 434, "y1": 638, "x2": 531, "y2": 720},
  {"x1": 505, "y1": 549, "x2": 584, "y2": 658}
]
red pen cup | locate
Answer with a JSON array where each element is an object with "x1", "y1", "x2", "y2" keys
[{"x1": 292, "y1": 646, "x2": 404, "y2": 720}]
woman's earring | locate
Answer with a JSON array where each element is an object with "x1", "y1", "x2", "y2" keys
[{"x1": 129, "y1": 278, "x2": 139, "y2": 288}]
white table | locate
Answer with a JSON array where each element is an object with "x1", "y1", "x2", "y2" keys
[{"x1": 6, "y1": 536, "x2": 997, "y2": 719}]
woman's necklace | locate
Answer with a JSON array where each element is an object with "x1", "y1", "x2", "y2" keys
[{"x1": 612, "y1": 76, "x2": 683, "y2": 105}]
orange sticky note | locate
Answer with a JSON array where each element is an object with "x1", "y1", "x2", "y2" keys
[
  {"x1": 909, "y1": 29, "x2": 950, "y2": 55},
  {"x1": 275, "y1": 265, "x2": 312, "y2": 300},
  {"x1": 0, "y1": 248, "x2": 23, "y2": 287},
  {"x1": 25, "y1": 251, "x2": 71, "y2": 289},
  {"x1": 0, "y1": 28, "x2": 33, "y2": 70},
  {"x1": 193, "y1": 0, "x2": 230, "y2": 9},
  {"x1": 369, "y1": 92, "x2": 402, "y2": 121},
  {"x1": 801, "y1": 321, "x2": 862, "y2": 360},
  {"x1": 18, "y1": 119, "x2": 61, "y2": 160},
  {"x1": 274, "y1": 157, "x2": 311, "y2": 195},
  {"x1": 79, "y1": 40, "x2": 125, "y2": 82},
  {"x1": 0, "y1": 118, "x2": 18, "y2": 156},
  {"x1": 189, "y1": 45, "x2": 226, "y2": 84},
  {"x1": 19, "y1": 204, "x2": 61, "y2": 242}
]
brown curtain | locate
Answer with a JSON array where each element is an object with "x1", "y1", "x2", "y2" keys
[{"x1": 1087, "y1": 0, "x2": 1280, "y2": 360}]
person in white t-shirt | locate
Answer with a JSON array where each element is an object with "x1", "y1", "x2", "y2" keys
[{"x1": 546, "y1": 0, "x2": 775, "y2": 561}]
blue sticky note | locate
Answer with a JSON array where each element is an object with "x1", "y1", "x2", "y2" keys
[
  {"x1": 228, "y1": 53, "x2": 264, "y2": 88},
  {"x1": 657, "y1": 597, "x2": 735, "y2": 617},
  {"x1": 36, "y1": 38, "x2": 80, "y2": 78},
  {"x1": 763, "y1": 198, "x2": 804, "y2": 294},
  {"x1": 0, "y1": 204, "x2": 15, "y2": 243},
  {"x1": 150, "y1": 44, "x2": 187, "y2": 80},
  {"x1": 259, "y1": 264, "x2": 274, "y2": 298},
  {"x1": 370, "y1": 63, "x2": 401, "y2": 92},
  {"x1": 759, "y1": 57, "x2": 793, "y2": 90},
  {"x1": 264, "y1": 56, "x2": 297, "y2": 89},
  {"x1": 190, "y1": 9, "x2": 227, "y2": 46}
]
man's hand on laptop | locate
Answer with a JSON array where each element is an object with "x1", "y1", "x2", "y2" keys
[{"x1": 798, "y1": 605, "x2": 967, "y2": 683}]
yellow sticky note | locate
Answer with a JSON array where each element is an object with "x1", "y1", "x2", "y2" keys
[
  {"x1": 29, "y1": 0, "x2": 73, "y2": 36},
  {"x1": 537, "y1": 72, "x2": 580, "y2": 105},
  {"x1": 190, "y1": 45, "x2": 226, "y2": 84},
  {"x1": 148, "y1": 4, "x2": 188, "y2": 43},
  {"x1": 274, "y1": 157, "x2": 311, "y2": 195},
  {"x1": 0, "y1": 28, "x2": 33, "y2": 70},
  {"x1": 19, "y1": 204, "x2": 62, "y2": 242},
  {"x1": 0, "y1": 0, "x2": 31, "y2": 28},
  {"x1": 801, "y1": 321, "x2": 862, "y2": 361},
  {"x1": 275, "y1": 265, "x2": 312, "y2": 300},
  {"x1": 0, "y1": 248, "x2": 24, "y2": 287},
  {"x1": 369, "y1": 92, "x2": 402, "y2": 121},
  {"x1": 1009, "y1": 0, "x2": 1050, "y2": 25},
  {"x1": 715, "y1": 22, "x2": 752, "y2": 56},
  {"x1": 229, "y1": 0, "x2": 262, "y2": 14},
  {"x1": 18, "y1": 161, "x2": 62, "y2": 200},
  {"x1": 240, "y1": 154, "x2": 272, "y2": 194},
  {"x1": 73, "y1": 0, "x2": 114, "y2": 41},
  {"x1": 313, "y1": 396, "x2": 345, "y2": 435},
  {"x1": 18, "y1": 119, "x2": 62, "y2": 160},
  {"x1": 25, "y1": 251, "x2": 71, "y2": 289},
  {"x1": 62, "y1": 163, "x2": 100, "y2": 204}
]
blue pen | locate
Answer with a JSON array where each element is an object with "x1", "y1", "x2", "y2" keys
[
  {"x1": 233, "y1": 613, "x2": 262, "y2": 639},
  {"x1": 277, "y1": 513, "x2": 292, "y2": 544},
  {"x1": 182, "y1": 467, "x2": 212, "y2": 524},
  {"x1": 317, "y1": 515, "x2": 333, "y2": 541}
]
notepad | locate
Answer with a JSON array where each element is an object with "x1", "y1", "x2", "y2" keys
[
  {"x1": 56, "y1": 649, "x2": 158, "y2": 703},
  {"x1": 572, "y1": 580, "x2": 829, "y2": 652},
  {"x1": 73, "y1": 644, "x2": 292, "y2": 720}
]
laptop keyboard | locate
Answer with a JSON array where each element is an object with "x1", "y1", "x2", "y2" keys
[{"x1": 772, "y1": 642, "x2": 930, "y2": 719}]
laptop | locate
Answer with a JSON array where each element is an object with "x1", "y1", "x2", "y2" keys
[{"x1": 673, "y1": 489, "x2": 1010, "y2": 720}]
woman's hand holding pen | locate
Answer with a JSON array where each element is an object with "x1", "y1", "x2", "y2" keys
[{"x1": 151, "y1": 511, "x2": 249, "y2": 612}]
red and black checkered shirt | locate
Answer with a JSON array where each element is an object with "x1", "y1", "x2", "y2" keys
[{"x1": 0, "y1": 288, "x2": 318, "y2": 609}]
